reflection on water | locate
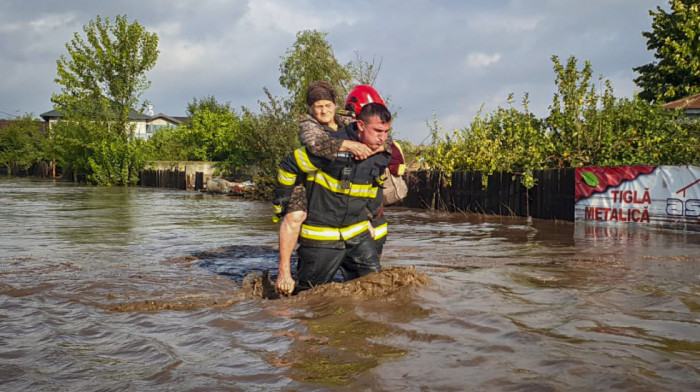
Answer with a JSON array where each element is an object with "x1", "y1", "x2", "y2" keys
[{"x1": 1, "y1": 177, "x2": 699, "y2": 391}]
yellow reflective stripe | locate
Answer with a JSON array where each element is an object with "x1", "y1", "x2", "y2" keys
[
  {"x1": 396, "y1": 163, "x2": 406, "y2": 176},
  {"x1": 277, "y1": 168, "x2": 296, "y2": 186},
  {"x1": 307, "y1": 171, "x2": 378, "y2": 198},
  {"x1": 393, "y1": 141, "x2": 406, "y2": 175},
  {"x1": 300, "y1": 225, "x2": 341, "y2": 240},
  {"x1": 300, "y1": 221, "x2": 369, "y2": 241},
  {"x1": 294, "y1": 147, "x2": 319, "y2": 173},
  {"x1": 340, "y1": 221, "x2": 370, "y2": 239},
  {"x1": 373, "y1": 222, "x2": 387, "y2": 240},
  {"x1": 273, "y1": 204, "x2": 282, "y2": 214}
]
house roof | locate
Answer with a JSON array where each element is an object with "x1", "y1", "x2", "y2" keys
[
  {"x1": 150, "y1": 113, "x2": 189, "y2": 124},
  {"x1": 40, "y1": 108, "x2": 152, "y2": 121},
  {"x1": 40, "y1": 110, "x2": 61, "y2": 120},
  {"x1": 663, "y1": 93, "x2": 700, "y2": 110}
]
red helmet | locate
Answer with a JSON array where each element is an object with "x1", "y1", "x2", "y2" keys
[{"x1": 345, "y1": 85, "x2": 386, "y2": 116}]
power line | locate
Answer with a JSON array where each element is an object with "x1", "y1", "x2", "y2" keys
[{"x1": 0, "y1": 110, "x2": 20, "y2": 119}]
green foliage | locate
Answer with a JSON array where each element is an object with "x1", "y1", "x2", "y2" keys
[
  {"x1": 547, "y1": 55, "x2": 695, "y2": 168},
  {"x1": 279, "y1": 30, "x2": 352, "y2": 114},
  {"x1": 0, "y1": 116, "x2": 49, "y2": 173},
  {"x1": 50, "y1": 14, "x2": 159, "y2": 185},
  {"x1": 51, "y1": 119, "x2": 151, "y2": 185},
  {"x1": 548, "y1": 55, "x2": 610, "y2": 167},
  {"x1": 634, "y1": 0, "x2": 700, "y2": 103},
  {"x1": 179, "y1": 105, "x2": 243, "y2": 162},
  {"x1": 143, "y1": 90, "x2": 297, "y2": 195},
  {"x1": 50, "y1": 120, "x2": 102, "y2": 181},
  {"x1": 425, "y1": 55, "x2": 700, "y2": 188},
  {"x1": 240, "y1": 88, "x2": 299, "y2": 199},
  {"x1": 187, "y1": 95, "x2": 233, "y2": 117},
  {"x1": 144, "y1": 126, "x2": 189, "y2": 162},
  {"x1": 425, "y1": 95, "x2": 548, "y2": 187},
  {"x1": 53, "y1": 15, "x2": 159, "y2": 131},
  {"x1": 146, "y1": 96, "x2": 255, "y2": 174},
  {"x1": 86, "y1": 135, "x2": 150, "y2": 185}
]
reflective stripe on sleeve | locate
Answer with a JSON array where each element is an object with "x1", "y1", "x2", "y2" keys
[
  {"x1": 372, "y1": 222, "x2": 387, "y2": 240},
  {"x1": 294, "y1": 147, "x2": 319, "y2": 173},
  {"x1": 277, "y1": 168, "x2": 296, "y2": 186}
]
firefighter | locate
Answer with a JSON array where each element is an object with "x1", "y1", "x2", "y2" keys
[
  {"x1": 273, "y1": 103, "x2": 392, "y2": 294},
  {"x1": 275, "y1": 84, "x2": 392, "y2": 295}
]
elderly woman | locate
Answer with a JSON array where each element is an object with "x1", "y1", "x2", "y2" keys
[{"x1": 275, "y1": 81, "x2": 390, "y2": 295}]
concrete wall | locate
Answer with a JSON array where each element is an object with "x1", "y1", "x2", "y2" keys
[{"x1": 147, "y1": 161, "x2": 219, "y2": 176}]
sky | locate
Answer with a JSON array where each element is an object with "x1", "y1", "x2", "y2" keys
[{"x1": 0, "y1": 0, "x2": 667, "y2": 143}]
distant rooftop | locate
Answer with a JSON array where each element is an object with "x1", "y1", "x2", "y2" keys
[
  {"x1": 40, "y1": 109, "x2": 186, "y2": 122},
  {"x1": 663, "y1": 93, "x2": 700, "y2": 110}
]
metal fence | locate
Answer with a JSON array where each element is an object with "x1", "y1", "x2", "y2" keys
[{"x1": 400, "y1": 169, "x2": 575, "y2": 221}]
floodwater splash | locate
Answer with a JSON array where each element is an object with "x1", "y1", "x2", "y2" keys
[
  {"x1": 103, "y1": 244, "x2": 429, "y2": 315},
  {"x1": 175, "y1": 244, "x2": 432, "y2": 386}
]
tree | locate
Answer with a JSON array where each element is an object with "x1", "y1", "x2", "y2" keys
[
  {"x1": 186, "y1": 95, "x2": 233, "y2": 117},
  {"x1": 180, "y1": 99, "x2": 248, "y2": 164},
  {"x1": 50, "y1": 15, "x2": 159, "y2": 185},
  {"x1": 147, "y1": 95, "x2": 255, "y2": 174},
  {"x1": 279, "y1": 30, "x2": 352, "y2": 114},
  {"x1": 633, "y1": 0, "x2": 700, "y2": 103},
  {"x1": 348, "y1": 51, "x2": 383, "y2": 87},
  {"x1": 424, "y1": 54, "x2": 699, "y2": 190},
  {"x1": 0, "y1": 116, "x2": 49, "y2": 174},
  {"x1": 240, "y1": 88, "x2": 298, "y2": 199},
  {"x1": 144, "y1": 126, "x2": 188, "y2": 162}
]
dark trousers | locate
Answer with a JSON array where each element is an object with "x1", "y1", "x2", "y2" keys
[
  {"x1": 375, "y1": 236, "x2": 386, "y2": 259},
  {"x1": 295, "y1": 232, "x2": 380, "y2": 293}
]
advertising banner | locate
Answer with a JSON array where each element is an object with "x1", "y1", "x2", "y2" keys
[{"x1": 574, "y1": 166, "x2": 700, "y2": 230}]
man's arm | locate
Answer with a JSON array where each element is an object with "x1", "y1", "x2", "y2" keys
[{"x1": 273, "y1": 146, "x2": 331, "y2": 295}]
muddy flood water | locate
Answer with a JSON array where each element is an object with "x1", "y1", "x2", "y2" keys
[{"x1": 1, "y1": 177, "x2": 698, "y2": 391}]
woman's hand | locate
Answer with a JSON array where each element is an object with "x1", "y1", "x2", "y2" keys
[{"x1": 340, "y1": 140, "x2": 372, "y2": 160}]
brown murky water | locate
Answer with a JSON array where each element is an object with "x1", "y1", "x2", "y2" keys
[{"x1": 1, "y1": 177, "x2": 698, "y2": 391}]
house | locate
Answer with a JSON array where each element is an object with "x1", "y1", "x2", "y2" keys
[
  {"x1": 145, "y1": 113, "x2": 189, "y2": 137},
  {"x1": 663, "y1": 93, "x2": 700, "y2": 120},
  {"x1": 39, "y1": 108, "x2": 188, "y2": 139}
]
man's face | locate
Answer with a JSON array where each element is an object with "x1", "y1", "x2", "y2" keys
[
  {"x1": 311, "y1": 100, "x2": 336, "y2": 125},
  {"x1": 357, "y1": 116, "x2": 391, "y2": 150}
]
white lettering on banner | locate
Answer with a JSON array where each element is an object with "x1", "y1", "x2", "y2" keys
[
  {"x1": 666, "y1": 198, "x2": 700, "y2": 217},
  {"x1": 574, "y1": 166, "x2": 700, "y2": 230}
]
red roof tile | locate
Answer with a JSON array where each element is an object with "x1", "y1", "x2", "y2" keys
[{"x1": 663, "y1": 93, "x2": 700, "y2": 110}]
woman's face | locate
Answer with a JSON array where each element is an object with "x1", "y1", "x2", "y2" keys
[{"x1": 311, "y1": 99, "x2": 336, "y2": 125}]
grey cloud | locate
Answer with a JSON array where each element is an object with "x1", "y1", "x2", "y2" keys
[{"x1": 0, "y1": 0, "x2": 664, "y2": 143}]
